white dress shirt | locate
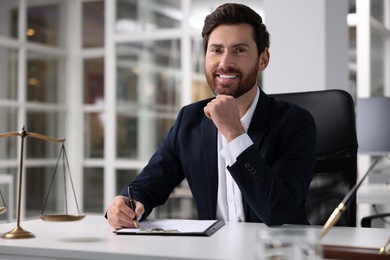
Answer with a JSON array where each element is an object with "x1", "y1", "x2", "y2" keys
[{"x1": 216, "y1": 87, "x2": 259, "y2": 222}]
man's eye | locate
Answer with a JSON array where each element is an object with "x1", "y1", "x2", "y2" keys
[
  {"x1": 235, "y1": 48, "x2": 246, "y2": 53},
  {"x1": 210, "y1": 48, "x2": 222, "y2": 54}
]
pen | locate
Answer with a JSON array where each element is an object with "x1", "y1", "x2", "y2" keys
[{"x1": 127, "y1": 186, "x2": 139, "y2": 228}]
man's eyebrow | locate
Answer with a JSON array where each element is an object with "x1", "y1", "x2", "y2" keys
[
  {"x1": 232, "y1": 43, "x2": 251, "y2": 48},
  {"x1": 208, "y1": 43, "x2": 223, "y2": 48},
  {"x1": 208, "y1": 43, "x2": 251, "y2": 48}
]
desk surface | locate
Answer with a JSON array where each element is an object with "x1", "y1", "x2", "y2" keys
[{"x1": 0, "y1": 215, "x2": 389, "y2": 260}]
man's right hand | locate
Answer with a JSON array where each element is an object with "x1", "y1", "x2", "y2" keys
[
  {"x1": 106, "y1": 195, "x2": 145, "y2": 230},
  {"x1": 204, "y1": 95, "x2": 245, "y2": 142}
]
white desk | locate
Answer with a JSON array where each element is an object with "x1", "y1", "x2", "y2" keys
[
  {"x1": 0, "y1": 215, "x2": 389, "y2": 260},
  {"x1": 357, "y1": 183, "x2": 390, "y2": 204}
]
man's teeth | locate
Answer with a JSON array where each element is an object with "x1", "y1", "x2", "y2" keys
[{"x1": 219, "y1": 75, "x2": 237, "y2": 79}]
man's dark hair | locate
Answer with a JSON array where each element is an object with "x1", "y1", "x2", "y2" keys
[{"x1": 201, "y1": 3, "x2": 270, "y2": 57}]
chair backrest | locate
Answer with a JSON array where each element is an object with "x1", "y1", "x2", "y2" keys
[{"x1": 270, "y1": 89, "x2": 358, "y2": 227}]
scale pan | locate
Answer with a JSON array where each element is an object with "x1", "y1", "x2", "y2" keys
[
  {"x1": 40, "y1": 214, "x2": 85, "y2": 222},
  {"x1": 0, "y1": 207, "x2": 7, "y2": 214}
]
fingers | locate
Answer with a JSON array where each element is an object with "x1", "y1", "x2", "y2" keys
[
  {"x1": 106, "y1": 196, "x2": 129, "y2": 229},
  {"x1": 204, "y1": 106, "x2": 212, "y2": 119},
  {"x1": 204, "y1": 95, "x2": 244, "y2": 141},
  {"x1": 204, "y1": 97, "x2": 219, "y2": 119},
  {"x1": 135, "y1": 201, "x2": 145, "y2": 221},
  {"x1": 204, "y1": 95, "x2": 237, "y2": 119},
  {"x1": 107, "y1": 196, "x2": 144, "y2": 230}
]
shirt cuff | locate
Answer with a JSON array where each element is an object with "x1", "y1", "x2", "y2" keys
[{"x1": 220, "y1": 133, "x2": 253, "y2": 167}]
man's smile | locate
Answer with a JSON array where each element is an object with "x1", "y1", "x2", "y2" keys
[{"x1": 218, "y1": 74, "x2": 239, "y2": 79}]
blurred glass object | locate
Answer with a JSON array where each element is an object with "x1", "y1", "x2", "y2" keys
[{"x1": 256, "y1": 228, "x2": 322, "y2": 260}]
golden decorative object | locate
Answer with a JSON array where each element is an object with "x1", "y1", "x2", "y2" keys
[
  {"x1": 39, "y1": 142, "x2": 85, "y2": 222},
  {"x1": 379, "y1": 237, "x2": 390, "y2": 255},
  {"x1": 0, "y1": 127, "x2": 85, "y2": 239},
  {"x1": 319, "y1": 159, "x2": 379, "y2": 239},
  {"x1": 40, "y1": 214, "x2": 85, "y2": 222},
  {"x1": 0, "y1": 207, "x2": 6, "y2": 214}
]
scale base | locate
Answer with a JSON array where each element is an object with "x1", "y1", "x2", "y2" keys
[{"x1": 1, "y1": 226, "x2": 35, "y2": 239}]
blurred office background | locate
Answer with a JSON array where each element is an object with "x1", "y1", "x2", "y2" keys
[{"x1": 0, "y1": 0, "x2": 389, "y2": 226}]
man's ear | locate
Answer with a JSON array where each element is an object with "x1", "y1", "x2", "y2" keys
[{"x1": 258, "y1": 48, "x2": 270, "y2": 71}]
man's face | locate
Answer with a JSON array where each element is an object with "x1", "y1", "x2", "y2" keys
[{"x1": 205, "y1": 23, "x2": 262, "y2": 98}]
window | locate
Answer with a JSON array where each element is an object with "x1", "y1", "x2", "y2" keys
[{"x1": 0, "y1": 0, "x2": 67, "y2": 220}]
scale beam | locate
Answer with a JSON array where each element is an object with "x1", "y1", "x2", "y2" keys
[{"x1": 0, "y1": 127, "x2": 84, "y2": 239}]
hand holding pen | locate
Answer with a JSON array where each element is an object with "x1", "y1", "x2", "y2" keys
[{"x1": 128, "y1": 186, "x2": 139, "y2": 228}]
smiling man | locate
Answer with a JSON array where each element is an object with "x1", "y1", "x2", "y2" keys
[{"x1": 106, "y1": 3, "x2": 316, "y2": 229}]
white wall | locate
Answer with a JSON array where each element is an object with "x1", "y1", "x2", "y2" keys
[{"x1": 262, "y1": 0, "x2": 349, "y2": 94}]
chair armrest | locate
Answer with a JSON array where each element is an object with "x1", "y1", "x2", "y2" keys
[{"x1": 361, "y1": 213, "x2": 390, "y2": 227}]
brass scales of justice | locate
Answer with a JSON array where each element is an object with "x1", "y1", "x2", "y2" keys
[{"x1": 0, "y1": 127, "x2": 85, "y2": 239}]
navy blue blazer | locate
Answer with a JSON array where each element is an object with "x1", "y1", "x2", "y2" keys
[{"x1": 120, "y1": 89, "x2": 316, "y2": 226}]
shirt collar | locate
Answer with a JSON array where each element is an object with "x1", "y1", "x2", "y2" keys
[{"x1": 240, "y1": 87, "x2": 260, "y2": 132}]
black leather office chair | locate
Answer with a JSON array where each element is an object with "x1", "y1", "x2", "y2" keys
[
  {"x1": 361, "y1": 212, "x2": 390, "y2": 227},
  {"x1": 270, "y1": 89, "x2": 358, "y2": 227}
]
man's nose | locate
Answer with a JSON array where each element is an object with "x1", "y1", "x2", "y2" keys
[{"x1": 218, "y1": 52, "x2": 235, "y2": 69}]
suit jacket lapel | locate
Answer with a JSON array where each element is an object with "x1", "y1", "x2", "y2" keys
[
  {"x1": 198, "y1": 90, "x2": 271, "y2": 220},
  {"x1": 201, "y1": 116, "x2": 218, "y2": 218},
  {"x1": 247, "y1": 89, "x2": 271, "y2": 149}
]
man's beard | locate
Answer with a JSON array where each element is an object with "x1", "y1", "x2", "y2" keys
[{"x1": 206, "y1": 61, "x2": 259, "y2": 98}]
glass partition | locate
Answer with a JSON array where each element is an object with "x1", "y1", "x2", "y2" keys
[
  {"x1": 191, "y1": 38, "x2": 211, "y2": 102},
  {"x1": 26, "y1": 2, "x2": 61, "y2": 47},
  {"x1": 82, "y1": 1, "x2": 104, "y2": 48},
  {"x1": 26, "y1": 111, "x2": 65, "y2": 159},
  {"x1": 116, "y1": 40, "x2": 180, "y2": 106},
  {"x1": 371, "y1": 31, "x2": 385, "y2": 96},
  {"x1": 0, "y1": 47, "x2": 18, "y2": 100},
  {"x1": 116, "y1": 169, "x2": 139, "y2": 193},
  {"x1": 116, "y1": 112, "x2": 174, "y2": 159},
  {"x1": 83, "y1": 167, "x2": 104, "y2": 213},
  {"x1": 84, "y1": 58, "x2": 104, "y2": 105},
  {"x1": 0, "y1": 0, "x2": 18, "y2": 38},
  {"x1": 84, "y1": 112, "x2": 105, "y2": 158},
  {"x1": 0, "y1": 108, "x2": 18, "y2": 160},
  {"x1": 371, "y1": 0, "x2": 385, "y2": 23},
  {"x1": 25, "y1": 167, "x2": 55, "y2": 218},
  {"x1": 116, "y1": 0, "x2": 181, "y2": 33},
  {"x1": 116, "y1": 40, "x2": 180, "y2": 160},
  {"x1": 27, "y1": 51, "x2": 64, "y2": 104}
]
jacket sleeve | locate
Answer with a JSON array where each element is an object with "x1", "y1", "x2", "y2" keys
[
  {"x1": 118, "y1": 109, "x2": 187, "y2": 220},
  {"x1": 227, "y1": 105, "x2": 316, "y2": 226}
]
